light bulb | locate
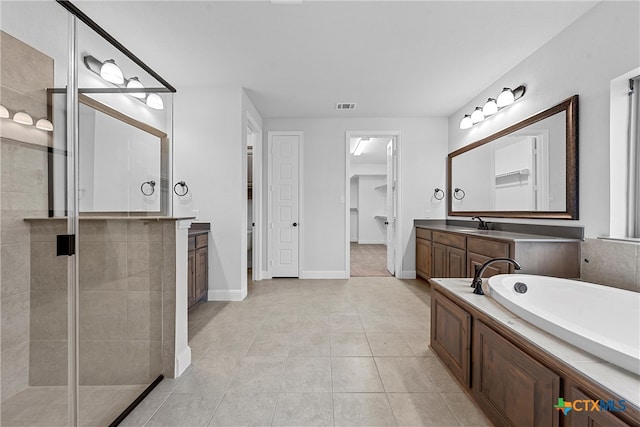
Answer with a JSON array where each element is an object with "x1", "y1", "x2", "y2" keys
[
  {"x1": 13, "y1": 112, "x2": 33, "y2": 125},
  {"x1": 126, "y1": 77, "x2": 146, "y2": 98},
  {"x1": 100, "y1": 59, "x2": 124, "y2": 84},
  {"x1": 483, "y1": 98, "x2": 498, "y2": 116},
  {"x1": 470, "y1": 107, "x2": 484, "y2": 124},
  {"x1": 0, "y1": 104, "x2": 8, "y2": 118},
  {"x1": 459, "y1": 115, "x2": 473, "y2": 130},
  {"x1": 146, "y1": 93, "x2": 164, "y2": 110},
  {"x1": 36, "y1": 119, "x2": 53, "y2": 131},
  {"x1": 496, "y1": 88, "x2": 515, "y2": 107}
]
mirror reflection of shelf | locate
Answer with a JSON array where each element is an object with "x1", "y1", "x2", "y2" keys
[
  {"x1": 374, "y1": 183, "x2": 387, "y2": 192},
  {"x1": 374, "y1": 215, "x2": 387, "y2": 221},
  {"x1": 495, "y1": 168, "x2": 530, "y2": 188}
]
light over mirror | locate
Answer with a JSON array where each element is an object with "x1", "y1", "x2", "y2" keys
[
  {"x1": 448, "y1": 95, "x2": 578, "y2": 219},
  {"x1": 78, "y1": 94, "x2": 169, "y2": 215}
]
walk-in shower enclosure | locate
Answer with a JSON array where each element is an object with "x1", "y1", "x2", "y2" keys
[{"x1": 1, "y1": 1, "x2": 176, "y2": 425}]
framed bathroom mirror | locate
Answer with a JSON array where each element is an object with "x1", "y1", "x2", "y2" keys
[
  {"x1": 77, "y1": 94, "x2": 169, "y2": 215},
  {"x1": 448, "y1": 95, "x2": 578, "y2": 219}
]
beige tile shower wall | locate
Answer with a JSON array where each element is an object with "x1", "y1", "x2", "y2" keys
[
  {"x1": 581, "y1": 238, "x2": 640, "y2": 293},
  {"x1": 28, "y1": 219, "x2": 177, "y2": 386},
  {"x1": 0, "y1": 30, "x2": 53, "y2": 402}
]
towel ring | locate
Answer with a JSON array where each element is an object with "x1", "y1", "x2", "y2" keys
[
  {"x1": 453, "y1": 188, "x2": 466, "y2": 200},
  {"x1": 141, "y1": 180, "x2": 156, "y2": 196},
  {"x1": 433, "y1": 188, "x2": 445, "y2": 200},
  {"x1": 174, "y1": 181, "x2": 189, "y2": 196}
]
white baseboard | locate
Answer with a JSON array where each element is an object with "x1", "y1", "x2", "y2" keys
[
  {"x1": 175, "y1": 346, "x2": 192, "y2": 377},
  {"x1": 261, "y1": 270, "x2": 270, "y2": 280},
  {"x1": 301, "y1": 270, "x2": 348, "y2": 279},
  {"x1": 208, "y1": 289, "x2": 247, "y2": 301},
  {"x1": 398, "y1": 270, "x2": 417, "y2": 280},
  {"x1": 357, "y1": 240, "x2": 386, "y2": 245}
]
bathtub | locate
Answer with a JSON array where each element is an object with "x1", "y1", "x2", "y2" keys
[{"x1": 488, "y1": 274, "x2": 640, "y2": 375}]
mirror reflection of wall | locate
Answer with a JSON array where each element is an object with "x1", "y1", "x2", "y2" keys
[{"x1": 78, "y1": 97, "x2": 165, "y2": 213}]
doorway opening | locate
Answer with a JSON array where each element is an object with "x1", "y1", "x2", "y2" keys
[
  {"x1": 346, "y1": 132, "x2": 400, "y2": 278},
  {"x1": 246, "y1": 115, "x2": 263, "y2": 287}
]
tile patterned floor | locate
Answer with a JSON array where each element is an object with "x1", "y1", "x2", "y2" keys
[
  {"x1": 123, "y1": 277, "x2": 492, "y2": 426},
  {"x1": 350, "y1": 244, "x2": 392, "y2": 277}
]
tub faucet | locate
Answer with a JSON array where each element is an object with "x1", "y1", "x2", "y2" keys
[
  {"x1": 472, "y1": 216, "x2": 489, "y2": 230},
  {"x1": 471, "y1": 257, "x2": 522, "y2": 295}
]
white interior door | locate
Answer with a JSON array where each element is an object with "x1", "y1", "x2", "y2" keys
[
  {"x1": 386, "y1": 139, "x2": 396, "y2": 275},
  {"x1": 270, "y1": 133, "x2": 300, "y2": 277}
]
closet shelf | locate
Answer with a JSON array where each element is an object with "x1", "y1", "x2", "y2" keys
[{"x1": 495, "y1": 168, "x2": 529, "y2": 179}]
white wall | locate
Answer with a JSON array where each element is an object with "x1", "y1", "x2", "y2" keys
[
  {"x1": 174, "y1": 86, "x2": 262, "y2": 301},
  {"x1": 447, "y1": 1, "x2": 640, "y2": 238},
  {"x1": 357, "y1": 175, "x2": 386, "y2": 244},
  {"x1": 262, "y1": 117, "x2": 448, "y2": 278}
]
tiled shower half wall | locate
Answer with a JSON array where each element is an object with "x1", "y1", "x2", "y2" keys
[{"x1": 1, "y1": 2, "x2": 175, "y2": 425}]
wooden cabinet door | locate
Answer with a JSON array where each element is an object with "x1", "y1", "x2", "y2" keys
[
  {"x1": 447, "y1": 246, "x2": 466, "y2": 277},
  {"x1": 195, "y1": 247, "x2": 208, "y2": 303},
  {"x1": 467, "y1": 252, "x2": 509, "y2": 280},
  {"x1": 432, "y1": 243, "x2": 447, "y2": 277},
  {"x1": 430, "y1": 291, "x2": 471, "y2": 387},
  {"x1": 416, "y1": 238, "x2": 432, "y2": 280},
  {"x1": 473, "y1": 321, "x2": 560, "y2": 427},
  {"x1": 566, "y1": 386, "x2": 631, "y2": 427},
  {"x1": 188, "y1": 249, "x2": 195, "y2": 307}
]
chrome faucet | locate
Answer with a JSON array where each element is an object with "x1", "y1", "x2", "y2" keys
[
  {"x1": 472, "y1": 216, "x2": 489, "y2": 230},
  {"x1": 471, "y1": 257, "x2": 522, "y2": 295}
]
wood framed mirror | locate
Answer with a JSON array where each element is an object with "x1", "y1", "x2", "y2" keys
[{"x1": 448, "y1": 95, "x2": 578, "y2": 219}]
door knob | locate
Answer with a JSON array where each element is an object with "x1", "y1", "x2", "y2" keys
[{"x1": 293, "y1": 222, "x2": 298, "y2": 227}]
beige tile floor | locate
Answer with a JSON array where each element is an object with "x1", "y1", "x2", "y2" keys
[
  {"x1": 123, "y1": 276, "x2": 492, "y2": 426},
  {"x1": 0, "y1": 384, "x2": 147, "y2": 426}
]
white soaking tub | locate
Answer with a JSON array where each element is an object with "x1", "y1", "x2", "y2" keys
[{"x1": 488, "y1": 274, "x2": 640, "y2": 375}]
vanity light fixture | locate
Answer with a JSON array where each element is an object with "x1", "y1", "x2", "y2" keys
[
  {"x1": 146, "y1": 93, "x2": 164, "y2": 110},
  {"x1": 353, "y1": 137, "x2": 369, "y2": 156},
  {"x1": 13, "y1": 111, "x2": 34, "y2": 126},
  {"x1": 483, "y1": 98, "x2": 498, "y2": 116},
  {"x1": 84, "y1": 55, "x2": 164, "y2": 110},
  {"x1": 459, "y1": 85, "x2": 526, "y2": 130},
  {"x1": 35, "y1": 119, "x2": 54, "y2": 132},
  {"x1": 100, "y1": 59, "x2": 124, "y2": 84},
  {"x1": 459, "y1": 114, "x2": 473, "y2": 130},
  {"x1": 470, "y1": 107, "x2": 485, "y2": 124},
  {"x1": 126, "y1": 77, "x2": 146, "y2": 99},
  {"x1": 0, "y1": 104, "x2": 9, "y2": 119}
]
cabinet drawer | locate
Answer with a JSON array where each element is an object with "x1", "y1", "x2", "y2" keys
[
  {"x1": 188, "y1": 236, "x2": 196, "y2": 250},
  {"x1": 433, "y1": 231, "x2": 466, "y2": 249},
  {"x1": 416, "y1": 228, "x2": 432, "y2": 241},
  {"x1": 467, "y1": 237, "x2": 509, "y2": 258},
  {"x1": 196, "y1": 234, "x2": 208, "y2": 248}
]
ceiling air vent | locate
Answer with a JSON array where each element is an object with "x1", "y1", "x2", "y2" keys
[{"x1": 336, "y1": 103, "x2": 356, "y2": 110}]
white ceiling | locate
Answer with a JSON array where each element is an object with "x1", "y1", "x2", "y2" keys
[
  {"x1": 350, "y1": 137, "x2": 390, "y2": 164},
  {"x1": 74, "y1": 0, "x2": 598, "y2": 119}
]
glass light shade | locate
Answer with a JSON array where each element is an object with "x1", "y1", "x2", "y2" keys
[
  {"x1": 0, "y1": 104, "x2": 9, "y2": 118},
  {"x1": 146, "y1": 93, "x2": 164, "y2": 110},
  {"x1": 496, "y1": 88, "x2": 515, "y2": 107},
  {"x1": 35, "y1": 119, "x2": 53, "y2": 131},
  {"x1": 459, "y1": 115, "x2": 473, "y2": 130},
  {"x1": 100, "y1": 59, "x2": 124, "y2": 84},
  {"x1": 13, "y1": 111, "x2": 33, "y2": 125},
  {"x1": 126, "y1": 77, "x2": 146, "y2": 98},
  {"x1": 483, "y1": 98, "x2": 498, "y2": 116},
  {"x1": 470, "y1": 107, "x2": 484, "y2": 124}
]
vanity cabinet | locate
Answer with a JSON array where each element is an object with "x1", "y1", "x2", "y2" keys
[
  {"x1": 188, "y1": 232, "x2": 208, "y2": 309},
  {"x1": 431, "y1": 290, "x2": 471, "y2": 386},
  {"x1": 473, "y1": 320, "x2": 560, "y2": 427},
  {"x1": 415, "y1": 226, "x2": 580, "y2": 280},
  {"x1": 429, "y1": 284, "x2": 639, "y2": 427}
]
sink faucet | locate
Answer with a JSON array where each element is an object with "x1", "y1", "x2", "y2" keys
[
  {"x1": 470, "y1": 257, "x2": 522, "y2": 295},
  {"x1": 472, "y1": 216, "x2": 489, "y2": 230}
]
